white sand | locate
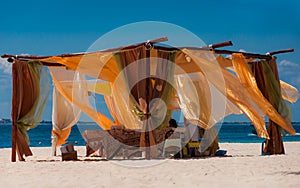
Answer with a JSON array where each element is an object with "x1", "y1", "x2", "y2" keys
[{"x1": 1, "y1": 142, "x2": 300, "y2": 188}]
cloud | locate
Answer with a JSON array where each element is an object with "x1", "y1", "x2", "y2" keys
[
  {"x1": 279, "y1": 60, "x2": 299, "y2": 68},
  {"x1": 0, "y1": 58, "x2": 12, "y2": 74},
  {"x1": 292, "y1": 76, "x2": 300, "y2": 85},
  {"x1": 278, "y1": 59, "x2": 300, "y2": 77},
  {"x1": 0, "y1": 54, "x2": 29, "y2": 74},
  {"x1": 272, "y1": 59, "x2": 300, "y2": 90}
]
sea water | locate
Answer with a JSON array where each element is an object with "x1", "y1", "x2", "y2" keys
[{"x1": 0, "y1": 123, "x2": 300, "y2": 148}]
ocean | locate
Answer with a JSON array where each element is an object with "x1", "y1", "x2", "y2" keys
[{"x1": 1, "y1": 123, "x2": 300, "y2": 148}]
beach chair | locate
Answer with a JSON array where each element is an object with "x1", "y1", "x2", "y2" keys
[
  {"x1": 185, "y1": 125, "x2": 201, "y2": 157},
  {"x1": 162, "y1": 130, "x2": 183, "y2": 158},
  {"x1": 163, "y1": 138, "x2": 182, "y2": 158},
  {"x1": 188, "y1": 141, "x2": 201, "y2": 157}
]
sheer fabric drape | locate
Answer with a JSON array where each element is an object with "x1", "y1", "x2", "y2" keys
[
  {"x1": 51, "y1": 86, "x2": 82, "y2": 155},
  {"x1": 183, "y1": 49, "x2": 269, "y2": 138},
  {"x1": 250, "y1": 58, "x2": 290, "y2": 154},
  {"x1": 113, "y1": 47, "x2": 176, "y2": 157},
  {"x1": 49, "y1": 67, "x2": 114, "y2": 130},
  {"x1": 232, "y1": 54, "x2": 294, "y2": 137},
  {"x1": 12, "y1": 60, "x2": 50, "y2": 159}
]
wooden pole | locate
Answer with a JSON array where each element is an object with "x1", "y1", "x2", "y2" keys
[
  {"x1": 1, "y1": 37, "x2": 169, "y2": 60},
  {"x1": 145, "y1": 46, "x2": 151, "y2": 160},
  {"x1": 208, "y1": 41, "x2": 233, "y2": 49},
  {"x1": 2, "y1": 41, "x2": 294, "y2": 62},
  {"x1": 267, "y1": 48, "x2": 294, "y2": 56},
  {"x1": 214, "y1": 49, "x2": 273, "y2": 60},
  {"x1": 11, "y1": 62, "x2": 17, "y2": 162}
]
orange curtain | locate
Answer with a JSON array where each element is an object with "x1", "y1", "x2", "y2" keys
[
  {"x1": 232, "y1": 54, "x2": 295, "y2": 135},
  {"x1": 183, "y1": 49, "x2": 269, "y2": 138},
  {"x1": 49, "y1": 67, "x2": 114, "y2": 130}
]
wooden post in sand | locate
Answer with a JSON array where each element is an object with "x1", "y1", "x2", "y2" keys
[
  {"x1": 145, "y1": 44, "x2": 151, "y2": 160},
  {"x1": 11, "y1": 62, "x2": 17, "y2": 162}
]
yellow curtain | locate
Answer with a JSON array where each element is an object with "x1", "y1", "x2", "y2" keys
[
  {"x1": 175, "y1": 73, "x2": 210, "y2": 129},
  {"x1": 216, "y1": 55, "x2": 298, "y2": 104},
  {"x1": 104, "y1": 95, "x2": 121, "y2": 125},
  {"x1": 183, "y1": 49, "x2": 269, "y2": 138},
  {"x1": 36, "y1": 48, "x2": 298, "y2": 139},
  {"x1": 231, "y1": 53, "x2": 295, "y2": 135},
  {"x1": 87, "y1": 81, "x2": 112, "y2": 96}
]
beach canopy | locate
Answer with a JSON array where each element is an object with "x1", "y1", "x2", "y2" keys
[{"x1": 2, "y1": 37, "x2": 298, "y2": 161}]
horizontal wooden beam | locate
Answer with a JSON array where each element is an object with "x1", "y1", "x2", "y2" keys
[
  {"x1": 1, "y1": 54, "x2": 52, "y2": 59},
  {"x1": 1, "y1": 36, "x2": 169, "y2": 60},
  {"x1": 214, "y1": 49, "x2": 273, "y2": 60},
  {"x1": 1, "y1": 38, "x2": 294, "y2": 62},
  {"x1": 267, "y1": 48, "x2": 294, "y2": 56},
  {"x1": 209, "y1": 41, "x2": 233, "y2": 49}
]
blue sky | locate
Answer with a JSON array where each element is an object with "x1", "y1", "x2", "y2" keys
[{"x1": 0, "y1": 0, "x2": 300, "y2": 121}]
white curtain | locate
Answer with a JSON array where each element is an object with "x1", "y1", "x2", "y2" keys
[
  {"x1": 52, "y1": 86, "x2": 81, "y2": 133},
  {"x1": 50, "y1": 68, "x2": 87, "y2": 156},
  {"x1": 51, "y1": 86, "x2": 82, "y2": 155}
]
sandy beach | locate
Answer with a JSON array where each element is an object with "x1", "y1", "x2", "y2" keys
[{"x1": 0, "y1": 142, "x2": 299, "y2": 188}]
